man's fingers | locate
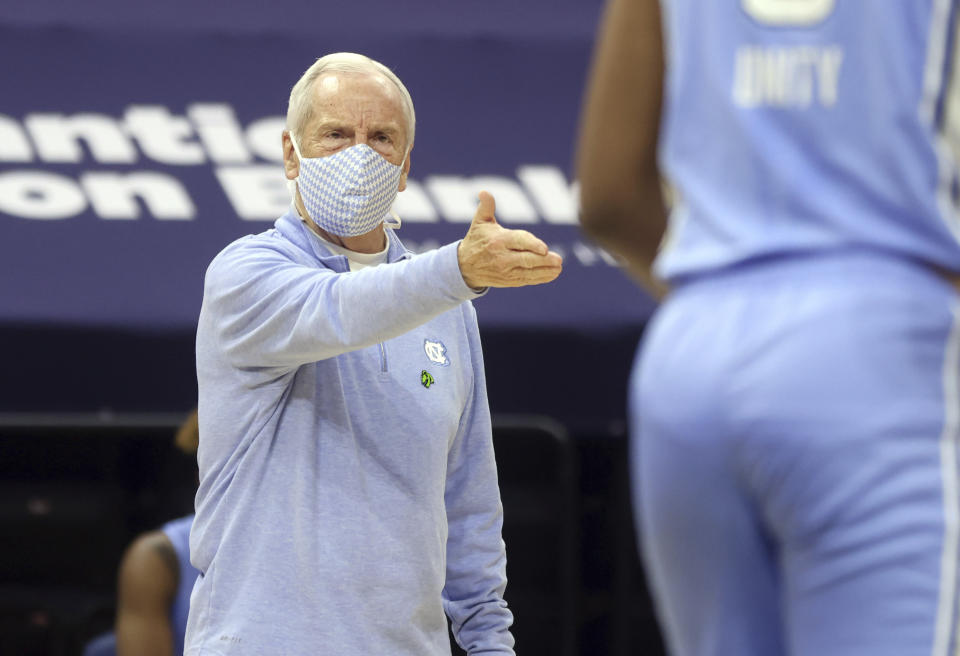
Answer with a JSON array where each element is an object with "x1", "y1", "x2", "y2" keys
[
  {"x1": 514, "y1": 250, "x2": 563, "y2": 271},
  {"x1": 472, "y1": 191, "x2": 497, "y2": 225},
  {"x1": 504, "y1": 228, "x2": 548, "y2": 256},
  {"x1": 499, "y1": 262, "x2": 563, "y2": 287},
  {"x1": 457, "y1": 214, "x2": 563, "y2": 288}
]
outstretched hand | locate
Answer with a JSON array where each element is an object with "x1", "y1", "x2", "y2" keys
[{"x1": 457, "y1": 191, "x2": 563, "y2": 289}]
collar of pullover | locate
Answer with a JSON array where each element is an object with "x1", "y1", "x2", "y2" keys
[{"x1": 274, "y1": 208, "x2": 414, "y2": 273}]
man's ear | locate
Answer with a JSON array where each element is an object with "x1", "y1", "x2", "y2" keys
[
  {"x1": 398, "y1": 147, "x2": 412, "y2": 192},
  {"x1": 282, "y1": 131, "x2": 299, "y2": 181}
]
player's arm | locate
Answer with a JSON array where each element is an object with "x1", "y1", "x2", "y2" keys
[
  {"x1": 115, "y1": 531, "x2": 178, "y2": 656},
  {"x1": 576, "y1": 0, "x2": 668, "y2": 297}
]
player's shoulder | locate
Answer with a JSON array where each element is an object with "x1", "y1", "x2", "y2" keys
[
  {"x1": 116, "y1": 529, "x2": 180, "y2": 613},
  {"x1": 119, "y1": 530, "x2": 180, "y2": 591}
]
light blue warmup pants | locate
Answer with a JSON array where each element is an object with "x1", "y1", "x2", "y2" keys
[{"x1": 632, "y1": 253, "x2": 960, "y2": 656}]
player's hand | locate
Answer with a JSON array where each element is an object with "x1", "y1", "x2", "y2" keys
[{"x1": 457, "y1": 191, "x2": 563, "y2": 288}]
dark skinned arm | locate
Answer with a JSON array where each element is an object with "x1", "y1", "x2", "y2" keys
[
  {"x1": 115, "y1": 531, "x2": 179, "y2": 656},
  {"x1": 577, "y1": 0, "x2": 668, "y2": 298}
]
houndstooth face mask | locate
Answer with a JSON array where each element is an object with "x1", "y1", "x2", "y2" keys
[{"x1": 290, "y1": 134, "x2": 405, "y2": 237}]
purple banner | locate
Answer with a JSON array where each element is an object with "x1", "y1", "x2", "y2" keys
[{"x1": 0, "y1": 9, "x2": 655, "y2": 331}]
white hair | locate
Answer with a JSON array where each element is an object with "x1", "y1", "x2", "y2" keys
[{"x1": 286, "y1": 52, "x2": 416, "y2": 147}]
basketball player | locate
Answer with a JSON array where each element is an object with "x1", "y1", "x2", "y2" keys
[
  {"x1": 578, "y1": 1, "x2": 960, "y2": 655},
  {"x1": 83, "y1": 411, "x2": 200, "y2": 656}
]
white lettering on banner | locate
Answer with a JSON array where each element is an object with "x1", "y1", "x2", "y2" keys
[
  {"x1": 216, "y1": 165, "x2": 291, "y2": 220},
  {"x1": 245, "y1": 117, "x2": 287, "y2": 163},
  {"x1": 401, "y1": 238, "x2": 617, "y2": 269},
  {"x1": 470, "y1": 177, "x2": 538, "y2": 223},
  {"x1": 426, "y1": 175, "x2": 538, "y2": 223},
  {"x1": 124, "y1": 106, "x2": 206, "y2": 165},
  {"x1": 425, "y1": 176, "x2": 480, "y2": 223},
  {"x1": 0, "y1": 171, "x2": 88, "y2": 219},
  {"x1": 517, "y1": 165, "x2": 579, "y2": 224},
  {"x1": 81, "y1": 172, "x2": 195, "y2": 220},
  {"x1": 0, "y1": 105, "x2": 596, "y2": 237},
  {"x1": 733, "y1": 45, "x2": 844, "y2": 109},
  {"x1": 572, "y1": 241, "x2": 599, "y2": 266},
  {"x1": 404, "y1": 238, "x2": 443, "y2": 254},
  {"x1": 0, "y1": 163, "x2": 582, "y2": 226},
  {"x1": 25, "y1": 114, "x2": 137, "y2": 163},
  {"x1": 13, "y1": 106, "x2": 284, "y2": 165},
  {"x1": 598, "y1": 248, "x2": 620, "y2": 266},
  {"x1": 392, "y1": 180, "x2": 438, "y2": 222},
  {"x1": 188, "y1": 104, "x2": 253, "y2": 164},
  {"x1": 214, "y1": 167, "x2": 577, "y2": 224},
  {"x1": 0, "y1": 168, "x2": 620, "y2": 267},
  {"x1": 571, "y1": 241, "x2": 621, "y2": 266},
  {"x1": 0, "y1": 115, "x2": 33, "y2": 162}
]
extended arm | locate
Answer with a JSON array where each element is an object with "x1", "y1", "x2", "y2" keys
[
  {"x1": 576, "y1": 0, "x2": 668, "y2": 297},
  {"x1": 201, "y1": 237, "x2": 476, "y2": 371},
  {"x1": 202, "y1": 193, "x2": 562, "y2": 372},
  {"x1": 115, "y1": 532, "x2": 178, "y2": 656},
  {"x1": 443, "y1": 306, "x2": 514, "y2": 655}
]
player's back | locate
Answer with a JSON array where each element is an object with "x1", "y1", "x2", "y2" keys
[{"x1": 655, "y1": 0, "x2": 960, "y2": 282}]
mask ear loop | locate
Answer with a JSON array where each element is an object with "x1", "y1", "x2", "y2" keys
[
  {"x1": 287, "y1": 131, "x2": 303, "y2": 201},
  {"x1": 384, "y1": 209, "x2": 402, "y2": 230},
  {"x1": 288, "y1": 131, "x2": 304, "y2": 163},
  {"x1": 384, "y1": 144, "x2": 411, "y2": 231}
]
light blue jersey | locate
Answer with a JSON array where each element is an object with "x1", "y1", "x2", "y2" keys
[
  {"x1": 655, "y1": 0, "x2": 960, "y2": 281},
  {"x1": 628, "y1": 2, "x2": 960, "y2": 655}
]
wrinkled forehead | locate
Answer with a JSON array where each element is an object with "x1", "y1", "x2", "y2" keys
[{"x1": 312, "y1": 70, "x2": 407, "y2": 120}]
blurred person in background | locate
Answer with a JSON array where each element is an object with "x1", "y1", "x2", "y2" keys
[
  {"x1": 83, "y1": 410, "x2": 200, "y2": 656},
  {"x1": 578, "y1": 1, "x2": 960, "y2": 655},
  {"x1": 186, "y1": 52, "x2": 561, "y2": 655}
]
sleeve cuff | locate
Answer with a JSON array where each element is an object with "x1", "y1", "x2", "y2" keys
[{"x1": 444, "y1": 240, "x2": 489, "y2": 300}]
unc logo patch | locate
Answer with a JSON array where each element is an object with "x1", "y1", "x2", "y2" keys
[{"x1": 423, "y1": 339, "x2": 450, "y2": 367}]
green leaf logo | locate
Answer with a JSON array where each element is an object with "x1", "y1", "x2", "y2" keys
[{"x1": 421, "y1": 370, "x2": 435, "y2": 388}]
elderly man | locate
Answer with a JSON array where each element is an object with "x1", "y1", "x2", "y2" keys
[{"x1": 184, "y1": 53, "x2": 561, "y2": 656}]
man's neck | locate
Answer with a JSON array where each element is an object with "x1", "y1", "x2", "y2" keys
[{"x1": 295, "y1": 196, "x2": 387, "y2": 254}]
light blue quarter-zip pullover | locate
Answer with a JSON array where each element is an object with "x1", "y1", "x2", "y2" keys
[{"x1": 185, "y1": 209, "x2": 514, "y2": 655}]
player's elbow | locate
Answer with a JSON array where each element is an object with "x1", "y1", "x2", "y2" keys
[
  {"x1": 578, "y1": 162, "x2": 661, "y2": 243},
  {"x1": 578, "y1": 172, "x2": 669, "y2": 288},
  {"x1": 578, "y1": 185, "x2": 642, "y2": 245}
]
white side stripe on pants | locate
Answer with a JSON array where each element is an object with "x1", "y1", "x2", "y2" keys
[{"x1": 934, "y1": 305, "x2": 960, "y2": 656}]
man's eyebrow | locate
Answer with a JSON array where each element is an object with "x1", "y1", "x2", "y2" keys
[
  {"x1": 368, "y1": 123, "x2": 402, "y2": 135},
  {"x1": 314, "y1": 120, "x2": 347, "y2": 132},
  {"x1": 312, "y1": 120, "x2": 403, "y2": 135}
]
